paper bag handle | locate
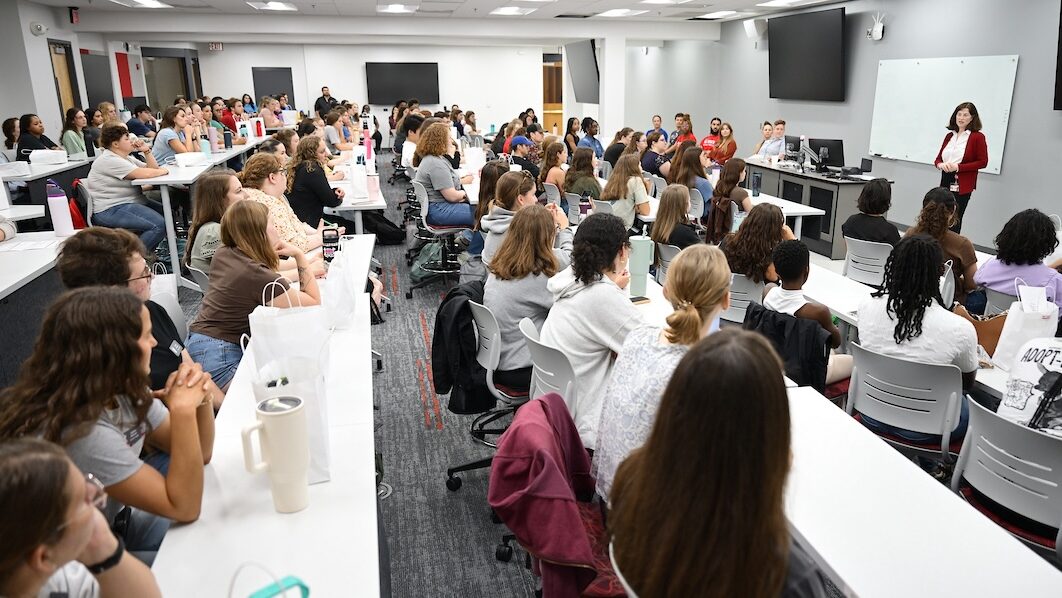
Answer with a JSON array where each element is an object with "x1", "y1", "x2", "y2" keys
[
  {"x1": 240, "y1": 333, "x2": 251, "y2": 353},
  {"x1": 261, "y1": 276, "x2": 301, "y2": 308},
  {"x1": 241, "y1": 421, "x2": 269, "y2": 474},
  {"x1": 1012, "y1": 277, "x2": 1028, "y2": 302}
]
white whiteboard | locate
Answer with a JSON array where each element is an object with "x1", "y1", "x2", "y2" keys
[{"x1": 868, "y1": 55, "x2": 1018, "y2": 175}]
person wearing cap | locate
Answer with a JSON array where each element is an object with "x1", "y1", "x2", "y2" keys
[{"x1": 510, "y1": 136, "x2": 540, "y2": 179}]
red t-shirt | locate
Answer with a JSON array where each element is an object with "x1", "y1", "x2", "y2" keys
[
  {"x1": 674, "y1": 132, "x2": 697, "y2": 145},
  {"x1": 700, "y1": 134, "x2": 720, "y2": 151}
]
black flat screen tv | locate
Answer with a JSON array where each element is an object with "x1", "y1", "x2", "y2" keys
[
  {"x1": 768, "y1": 7, "x2": 846, "y2": 101},
  {"x1": 366, "y1": 63, "x2": 440, "y2": 105},
  {"x1": 1055, "y1": 3, "x2": 1062, "y2": 109}
]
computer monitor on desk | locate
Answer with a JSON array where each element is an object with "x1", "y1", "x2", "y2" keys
[
  {"x1": 784, "y1": 135, "x2": 801, "y2": 159},
  {"x1": 808, "y1": 138, "x2": 844, "y2": 169}
]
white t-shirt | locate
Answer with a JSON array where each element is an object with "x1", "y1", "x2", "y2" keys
[
  {"x1": 401, "y1": 140, "x2": 417, "y2": 169},
  {"x1": 86, "y1": 149, "x2": 147, "y2": 214},
  {"x1": 38, "y1": 562, "x2": 98, "y2": 598},
  {"x1": 857, "y1": 295, "x2": 978, "y2": 373}
]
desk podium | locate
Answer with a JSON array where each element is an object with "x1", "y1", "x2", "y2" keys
[{"x1": 745, "y1": 159, "x2": 871, "y2": 259}]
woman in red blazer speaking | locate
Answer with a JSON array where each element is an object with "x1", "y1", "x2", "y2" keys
[{"x1": 934, "y1": 102, "x2": 988, "y2": 233}]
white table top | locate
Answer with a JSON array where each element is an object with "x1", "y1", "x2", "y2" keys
[
  {"x1": 0, "y1": 231, "x2": 65, "y2": 300},
  {"x1": 749, "y1": 192, "x2": 826, "y2": 218},
  {"x1": 3, "y1": 158, "x2": 94, "y2": 182},
  {"x1": 786, "y1": 386, "x2": 1062, "y2": 596},
  {"x1": 152, "y1": 290, "x2": 380, "y2": 595},
  {"x1": 0, "y1": 205, "x2": 45, "y2": 222},
  {"x1": 328, "y1": 175, "x2": 388, "y2": 212},
  {"x1": 130, "y1": 165, "x2": 211, "y2": 186},
  {"x1": 801, "y1": 264, "x2": 873, "y2": 326}
]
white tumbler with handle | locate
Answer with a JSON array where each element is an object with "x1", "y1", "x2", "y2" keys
[{"x1": 242, "y1": 396, "x2": 310, "y2": 513}]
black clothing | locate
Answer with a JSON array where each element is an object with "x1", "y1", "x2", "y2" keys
[
  {"x1": 16, "y1": 133, "x2": 58, "y2": 161},
  {"x1": 146, "y1": 300, "x2": 184, "y2": 390},
  {"x1": 840, "y1": 213, "x2": 901, "y2": 246},
  {"x1": 743, "y1": 303, "x2": 830, "y2": 393},
  {"x1": 602, "y1": 142, "x2": 625, "y2": 168},
  {"x1": 314, "y1": 95, "x2": 338, "y2": 119},
  {"x1": 665, "y1": 222, "x2": 701, "y2": 249},
  {"x1": 432, "y1": 280, "x2": 496, "y2": 414},
  {"x1": 511, "y1": 155, "x2": 540, "y2": 179}
]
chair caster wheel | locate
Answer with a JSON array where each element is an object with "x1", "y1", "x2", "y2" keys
[
  {"x1": 495, "y1": 544, "x2": 513, "y2": 562},
  {"x1": 385, "y1": 303, "x2": 392, "y2": 312},
  {"x1": 446, "y1": 476, "x2": 462, "y2": 491},
  {"x1": 405, "y1": 290, "x2": 413, "y2": 300}
]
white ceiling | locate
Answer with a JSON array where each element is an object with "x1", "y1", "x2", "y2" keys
[{"x1": 34, "y1": 0, "x2": 839, "y2": 22}]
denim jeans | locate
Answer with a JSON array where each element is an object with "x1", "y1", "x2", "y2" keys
[
  {"x1": 93, "y1": 200, "x2": 167, "y2": 252},
  {"x1": 186, "y1": 332, "x2": 243, "y2": 389},
  {"x1": 125, "y1": 508, "x2": 171, "y2": 566},
  {"x1": 860, "y1": 395, "x2": 970, "y2": 444},
  {"x1": 427, "y1": 201, "x2": 475, "y2": 227}
]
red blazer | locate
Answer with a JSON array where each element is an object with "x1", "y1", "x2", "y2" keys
[{"x1": 934, "y1": 130, "x2": 988, "y2": 195}]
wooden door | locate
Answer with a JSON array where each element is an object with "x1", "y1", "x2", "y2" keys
[
  {"x1": 50, "y1": 42, "x2": 76, "y2": 115},
  {"x1": 542, "y1": 61, "x2": 563, "y2": 137}
]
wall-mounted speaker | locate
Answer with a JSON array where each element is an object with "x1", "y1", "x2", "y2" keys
[{"x1": 744, "y1": 18, "x2": 768, "y2": 40}]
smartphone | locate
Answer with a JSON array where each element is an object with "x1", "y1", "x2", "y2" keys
[
  {"x1": 629, "y1": 296, "x2": 650, "y2": 305},
  {"x1": 322, "y1": 227, "x2": 340, "y2": 262}
]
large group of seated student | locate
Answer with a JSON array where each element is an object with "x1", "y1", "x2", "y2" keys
[{"x1": 4, "y1": 91, "x2": 1062, "y2": 598}]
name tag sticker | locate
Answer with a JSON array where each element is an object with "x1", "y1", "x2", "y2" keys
[{"x1": 170, "y1": 340, "x2": 183, "y2": 356}]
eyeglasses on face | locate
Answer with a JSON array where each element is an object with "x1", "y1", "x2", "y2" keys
[
  {"x1": 54, "y1": 473, "x2": 107, "y2": 537},
  {"x1": 127, "y1": 265, "x2": 154, "y2": 283}
]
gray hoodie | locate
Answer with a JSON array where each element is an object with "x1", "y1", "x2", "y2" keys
[
  {"x1": 539, "y1": 266, "x2": 644, "y2": 450},
  {"x1": 484, "y1": 271, "x2": 553, "y2": 371},
  {"x1": 480, "y1": 206, "x2": 574, "y2": 269}
]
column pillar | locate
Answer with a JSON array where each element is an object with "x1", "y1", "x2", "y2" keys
[{"x1": 598, "y1": 35, "x2": 627, "y2": 140}]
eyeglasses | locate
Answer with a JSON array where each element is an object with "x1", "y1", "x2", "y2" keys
[
  {"x1": 54, "y1": 473, "x2": 107, "y2": 536},
  {"x1": 127, "y1": 265, "x2": 153, "y2": 283},
  {"x1": 273, "y1": 169, "x2": 287, "y2": 177}
]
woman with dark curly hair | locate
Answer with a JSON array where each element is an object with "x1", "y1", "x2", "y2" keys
[
  {"x1": 721, "y1": 202, "x2": 795, "y2": 284},
  {"x1": 0, "y1": 287, "x2": 215, "y2": 564},
  {"x1": 906, "y1": 187, "x2": 976, "y2": 303},
  {"x1": 975, "y1": 209, "x2": 1062, "y2": 303},
  {"x1": 855, "y1": 235, "x2": 977, "y2": 444},
  {"x1": 539, "y1": 213, "x2": 645, "y2": 450}
]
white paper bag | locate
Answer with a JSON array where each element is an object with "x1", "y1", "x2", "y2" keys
[
  {"x1": 345, "y1": 164, "x2": 369, "y2": 199},
  {"x1": 319, "y1": 250, "x2": 358, "y2": 329},
  {"x1": 992, "y1": 285, "x2": 1059, "y2": 371},
  {"x1": 249, "y1": 355, "x2": 331, "y2": 484},
  {"x1": 150, "y1": 262, "x2": 178, "y2": 296},
  {"x1": 29, "y1": 149, "x2": 67, "y2": 164}
]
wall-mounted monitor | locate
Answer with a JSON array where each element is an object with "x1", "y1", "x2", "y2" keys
[
  {"x1": 564, "y1": 40, "x2": 599, "y2": 104},
  {"x1": 768, "y1": 8, "x2": 846, "y2": 101},
  {"x1": 366, "y1": 63, "x2": 440, "y2": 105}
]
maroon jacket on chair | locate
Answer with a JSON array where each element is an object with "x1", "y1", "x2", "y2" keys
[
  {"x1": 487, "y1": 393, "x2": 597, "y2": 598},
  {"x1": 934, "y1": 130, "x2": 988, "y2": 195}
]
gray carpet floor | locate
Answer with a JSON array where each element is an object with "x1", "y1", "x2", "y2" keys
[{"x1": 179, "y1": 155, "x2": 844, "y2": 597}]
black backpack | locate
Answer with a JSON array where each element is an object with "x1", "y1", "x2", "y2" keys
[{"x1": 361, "y1": 211, "x2": 406, "y2": 245}]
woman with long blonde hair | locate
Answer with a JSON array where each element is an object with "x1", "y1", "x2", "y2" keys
[
  {"x1": 650, "y1": 184, "x2": 700, "y2": 250},
  {"x1": 186, "y1": 201, "x2": 320, "y2": 388},
  {"x1": 600, "y1": 154, "x2": 651, "y2": 230},
  {"x1": 483, "y1": 205, "x2": 563, "y2": 391},
  {"x1": 596, "y1": 244, "x2": 731, "y2": 501}
]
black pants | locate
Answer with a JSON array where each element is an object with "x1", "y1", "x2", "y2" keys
[
  {"x1": 493, "y1": 367, "x2": 532, "y2": 394},
  {"x1": 371, "y1": 130, "x2": 383, "y2": 152},
  {"x1": 940, "y1": 172, "x2": 971, "y2": 233}
]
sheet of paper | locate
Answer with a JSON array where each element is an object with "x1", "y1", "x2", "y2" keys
[{"x1": 0, "y1": 239, "x2": 63, "y2": 252}]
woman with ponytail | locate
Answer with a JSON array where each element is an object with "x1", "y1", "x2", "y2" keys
[
  {"x1": 907, "y1": 187, "x2": 977, "y2": 303},
  {"x1": 594, "y1": 244, "x2": 731, "y2": 501}
]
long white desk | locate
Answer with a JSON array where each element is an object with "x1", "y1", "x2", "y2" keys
[
  {"x1": 786, "y1": 386, "x2": 1062, "y2": 596},
  {"x1": 327, "y1": 174, "x2": 388, "y2": 234},
  {"x1": 0, "y1": 205, "x2": 45, "y2": 222},
  {"x1": 3, "y1": 157, "x2": 95, "y2": 182},
  {"x1": 0, "y1": 231, "x2": 65, "y2": 301},
  {"x1": 153, "y1": 239, "x2": 380, "y2": 594},
  {"x1": 130, "y1": 137, "x2": 268, "y2": 290}
]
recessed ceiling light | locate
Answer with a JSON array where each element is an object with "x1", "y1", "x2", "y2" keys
[
  {"x1": 376, "y1": 3, "x2": 417, "y2": 13},
  {"x1": 108, "y1": 0, "x2": 172, "y2": 7},
  {"x1": 490, "y1": 6, "x2": 537, "y2": 15},
  {"x1": 597, "y1": 8, "x2": 649, "y2": 17},
  {"x1": 756, "y1": 0, "x2": 800, "y2": 6},
  {"x1": 246, "y1": 1, "x2": 298, "y2": 10},
  {"x1": 699, "y1": 10, "x2": 736, "y2": 18}
]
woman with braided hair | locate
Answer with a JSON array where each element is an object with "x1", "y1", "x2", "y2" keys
[
  {"x1": 594, "y1": 244, "x2": 731, "y2": 501},
  {"x1": 854, "y1": 234, "x2": 978, "y2": 444},
  {"x1": 906, "y1": 187, "x2": 977, "y2": 304}
]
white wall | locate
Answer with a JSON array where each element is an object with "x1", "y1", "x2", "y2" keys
[
  {"x1": 197, "y1": 43, "x2": 543, "y2": 135},
  {"x1": 14, "y1": 0, "x2": 89, "y2": 135},
  {"x1": 0, "y1": 2, "x2": 37, "y2": 125},
  {"x1": 715, "y1": 0, "x2": 1062, "y2": 247},
  {"x1": 624, "y1": 40, "x2": 721, "y2": 139}
]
